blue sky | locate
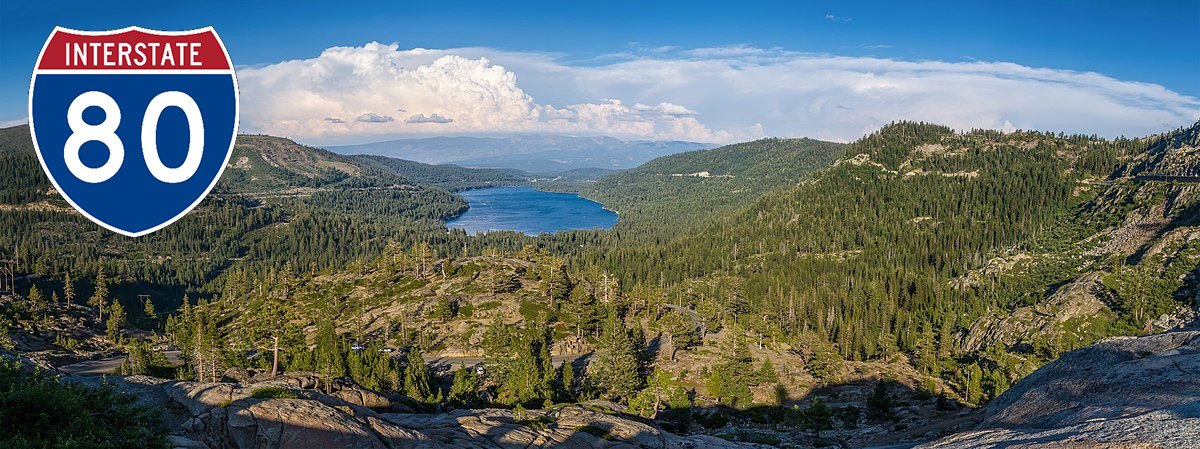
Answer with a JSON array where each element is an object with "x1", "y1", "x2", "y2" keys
[{"x1": 3, "y1": 0, "x2": 1198, "y2": 143}]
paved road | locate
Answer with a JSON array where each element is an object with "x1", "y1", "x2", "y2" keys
[
  {"x1": 427, "y1": 354, "x2": 585, "y2": 370},
  {"x1": 59, "y1": 351, "x2": 587, "y2": 376},
  {"x1": 59, "y1": 350, "x2": 185, "y2": 375}
]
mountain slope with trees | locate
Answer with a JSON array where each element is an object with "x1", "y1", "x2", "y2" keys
[
  {"x1": 576, "y1": 137, "x2": 846, "y2": 239},
  {"x1": 584, "y1": 122, "x2": 1200, "y2": 404}
]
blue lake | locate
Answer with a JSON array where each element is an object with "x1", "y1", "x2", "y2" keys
[{"x1": 447, "y1": 186, "x2": 618, "y2": 235}]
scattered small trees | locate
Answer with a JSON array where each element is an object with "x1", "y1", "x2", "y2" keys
[{"x1": 121, "y1": 339, "x2": 171, "y2": 376}]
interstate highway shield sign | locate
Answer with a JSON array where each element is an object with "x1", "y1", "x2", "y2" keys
[{"x1": 28, "y1": 27, "x2": 239, "y2": 237}]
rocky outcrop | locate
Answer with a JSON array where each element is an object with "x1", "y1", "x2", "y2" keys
[
  {"x1": 380, "y1": 405, "x2": 760, "y2": 449},
  {"x1": 921, "y1": 330, "x2": 1200, "y2": 448},
  {"x1": 93, "y1": 374, "x2": 765, "y2": 449},
  {"x1": 958, "y1": 272, "x2": 1112, "y2": 353},
  {"x1": 185, "y1": 398, "x2": 393, "y2": 449}
]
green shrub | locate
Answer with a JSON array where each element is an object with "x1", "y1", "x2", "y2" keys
[{"x1": 0, "y1": 361, "x2": 169, "y2": 449}]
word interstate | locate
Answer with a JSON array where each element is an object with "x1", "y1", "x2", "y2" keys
[{"x1": 64, "y1": 41, "x2": 203, "y2": 67}]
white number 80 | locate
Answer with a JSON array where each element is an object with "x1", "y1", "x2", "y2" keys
[{"x1": 64, "y1": 91, "x2": 205, "y2": 184}]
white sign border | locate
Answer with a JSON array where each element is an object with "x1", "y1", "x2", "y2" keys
[{"x1": 27, "y1": 25, "x2": 240, "y2": 238}]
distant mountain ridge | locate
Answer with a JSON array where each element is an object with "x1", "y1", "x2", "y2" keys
[{"x1": 326, "y1": 134, "x2": 713, "y2": 173}]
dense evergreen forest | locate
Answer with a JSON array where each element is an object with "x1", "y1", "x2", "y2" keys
[
  {"x1": 350, "y1": 154, "x2": 531, "y2": 191},
  {"x1": 558, "y1": 137, "x2": 846, "y2": 240},
  {"x1": 572, "y1": 122, "x2": 1200, "y2": 400},
  {"x1": 0, "y1": 127, "x2": 556, "y2": 302}
]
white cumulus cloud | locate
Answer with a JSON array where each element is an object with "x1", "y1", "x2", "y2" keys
[
  {"x1": 237, "y1": 43, "x2": 738, "y2": 143},
  {"x1": 236, "y1": 43, "x2": 1200, "y2": 145}
]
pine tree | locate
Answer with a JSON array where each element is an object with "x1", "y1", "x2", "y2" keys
[
  {"x1": 587, "y1": 308, "x2": 642, "y2": 401},
  {"x1": 251, "y1": 265, "x2": 303, "y2": 377},
  {"x1": 557, "y1": 361, "x2": 577, "y2": 403},
  {"x1": 759, "y1": 359, "x2": 780, "y2": 384},
  {"x1": 937, "y1": 316, "x2": 956, "y2": 359},
  {"x1": 915, "y1": 321, "x2": 939, "y2": 376},
  {"x1": 661, "y1": 309, "x2": 698, "y2": 361},
  {"x1": 27, "y1": 285, "x2": 46, "y2": 315},
  {"x1": 867, "y1": 380, "x2": 894, "y2": 417},
  {"x1": 597, "y1": 272, "x2": 620, "y2": 305},
  {"x1": 448, "y1": 365, "x2": 480, "y2": 408},
  {"x1": 89, "y1": 267, "x2": 109, "y2": 323},
  {"x1": 403, "y1": 347, "x2": 434, "y2": 402},
  {"x1": 164, "y1": 297, "x2": 219, "y2": 381},
  {"x1": 801, "y1": 397, "x2": 834, "y2": 437},
  {"x1": 313, "y1": 317, "x2": 346, "y2": 384},
  {"x1": 497, "y1": 327, "x2": 555, "y2": 407},
  {"x1": 807, "y1": 342, "x2": 842, "y2": 380},
  {"x1": 429, "y1": 296, "x2": 456, "y2": 321},
  {"x1": 566, "y1": 283, "x2": 598, "y2": 339},
  {"x1": 965, "y1": 362, "x2": 984, "y2": 404},
  {"x1": 63, "y1": 271, "x2": 75, "y2": 305},
  {"x1": 545, "y1": 260, "x2": 572, "y2": 308},
  {"x1": 706, "y1": 334, "x2": 755, "y2": 408},
  {"x1": 143, "y1": 297, "x2": 158, "y2": 327},
  {"x1": 106, "y1": 300, "x2": 125, "y2": 342},
  {"x1": 193, "y1": 303, "x2": 223, "y2": 381},
  {"x1": 412, "y1": 242, "x2": 432, "y2": 279},
  {"x1": 485, "y1": 254, "x2": 518, "y2": 295},
  {"x1": 442, "y1": 255, "x2": 454, "y2": 281}
]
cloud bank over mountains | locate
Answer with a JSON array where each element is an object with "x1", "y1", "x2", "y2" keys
[{"x1": 237, "y1": 43, "x2": 1200, "y2": 144}]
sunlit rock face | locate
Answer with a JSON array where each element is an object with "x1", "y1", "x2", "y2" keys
[{"x1": 921, "y1": 330, "x2": 1200, "y2": 448}]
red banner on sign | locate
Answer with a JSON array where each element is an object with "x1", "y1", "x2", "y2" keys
[{"x1": 36, "y1": 27, "x2": 231, "y2": 71}]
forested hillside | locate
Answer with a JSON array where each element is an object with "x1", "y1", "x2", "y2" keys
[
  {"x1": 0, "y1": 128, "x2": 545, "y2": 301},
  {"x1": 350, "y1": 154, "x2": 530, "y2": 191},
  {"x1": 581, "y1": 121, "x2": 1200, "y2": 404},
  {"x1": 578, "y1": 137, "x2": 846, "y2": 239}
]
